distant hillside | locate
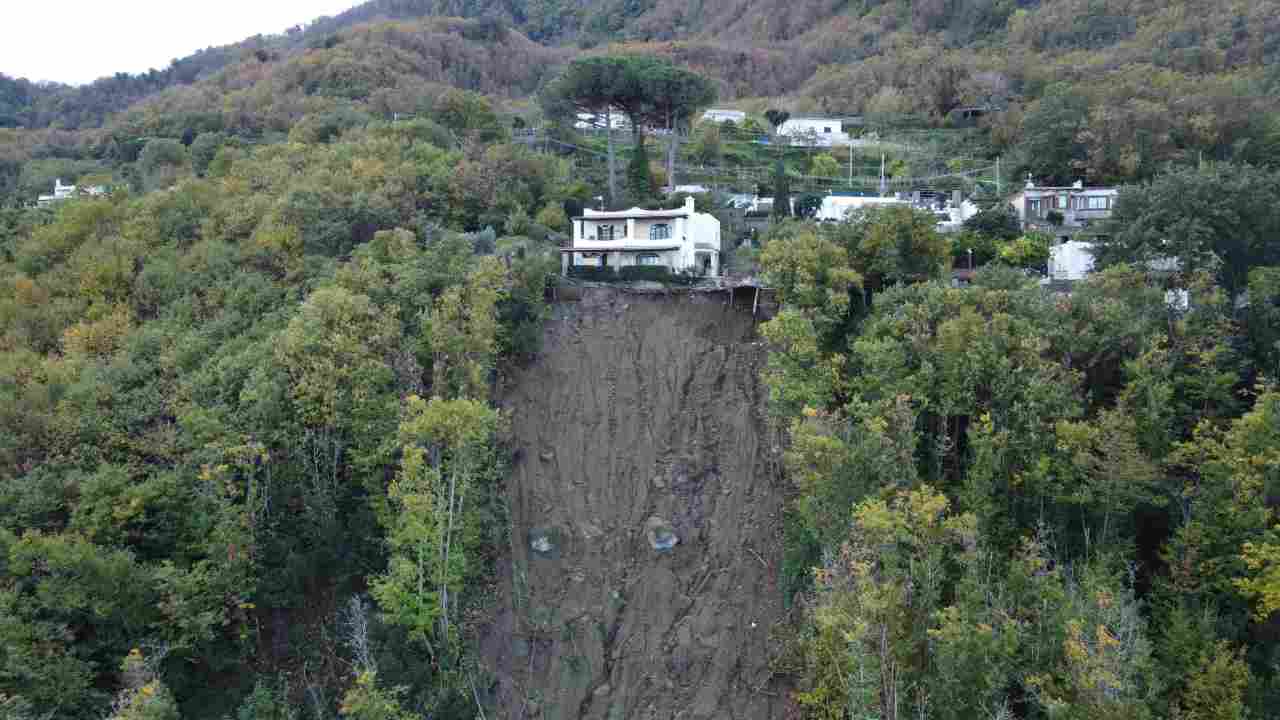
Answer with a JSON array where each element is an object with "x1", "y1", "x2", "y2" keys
[
  {"x1": 2, "y1": 0, "x2": 1278, "y2": 199},
  {"x1": 1, "y1": 40, "x2": 278, "y2": 130},
  {"x1": 7, "y1": 0, "x2": 1280, "y2": 131}
]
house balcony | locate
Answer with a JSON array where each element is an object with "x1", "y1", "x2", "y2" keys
[{"x1": 573, "y1": 238, "x2": 683, "y2": 253}]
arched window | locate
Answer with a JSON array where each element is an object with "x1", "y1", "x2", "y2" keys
[{"x1": 650, "y1": 223, "x2": 670, "y2": 240}]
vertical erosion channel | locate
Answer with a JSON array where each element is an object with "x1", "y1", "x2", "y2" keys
[{"x1": 484, "y1": 287, "x2": 788, "y2": 720}]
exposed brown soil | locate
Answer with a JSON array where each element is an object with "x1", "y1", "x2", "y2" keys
[{"x1": 482, "y1": 287, "x2": 790, "y2": 720}]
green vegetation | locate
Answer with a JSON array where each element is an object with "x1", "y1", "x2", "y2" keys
[
  {"x1": 759, "y1": 168, "x2": 1280, "y2": 717},
  {"x1": 2, "y1": 0, "x2": 1279, "y2": 718},
  {"x1": 540, "y1": 54, "x2": 716, "y2": 205},
  {"x1": 0, "y1": 115, "x2": 566, "y2": 718}
]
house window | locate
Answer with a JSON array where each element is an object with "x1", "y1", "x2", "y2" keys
[
  {"x1": 1085, "y1": 196, "x2": 1109, "y2": 210},
  {"x1": 598, "y1": 225, "x2": 614, "y2": 241},
  {"x1": 650, "y1": 224, "x2": 671, "y2": 240},
  {"x1": 1028, "y1": 199, "x2": 1041, "y2": 215},
  {"x1": 637, "y1": 254, "x2": 661, "y2": 266},
  {"x1": 823, "y1": 126, "x2": 831, "y2": 133},
  {"x1": 1057, "y1": 195, "x2": 1069, "y2": 209}
]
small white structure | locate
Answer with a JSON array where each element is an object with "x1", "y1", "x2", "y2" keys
[
  {"x1": 37, "y1": 178, "x2": 106, "y2": 207},
  {"x1": 817, "y1": 195, "x2": 907, "y2": 222},
  {"x1": 574, "y1": 110, "x2": 632, "y2": 131},
  {"x1": 1166, "y1": 288, "x2": 1190, "y2": 311},
  {"x1": 668, "y1": 184, "x2": 710, "y2": 196},
  {"x1": 1047, "y1": 240, "x2": 1096, "y2": 281},
  {"x1": 562, "y1": 196, "x2": 721, "y2": 277},
  {"x1": 701, "y1": 109, "x2": 746, "y2": 124},
  {"x1": 777, "y1": 117, "x2": 852, "y2": 147},
  {"x1": 934, "y1": 200, "x2": 982, "y2": 233}
]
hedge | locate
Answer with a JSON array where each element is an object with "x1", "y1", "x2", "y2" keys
[{"x1": 567, "y1": 265, "x2": 705, "y2": 285}]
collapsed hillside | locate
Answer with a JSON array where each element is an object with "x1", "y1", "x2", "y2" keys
[{"x1": 486, "y1": 287, "x2": 789, "y2": 719}]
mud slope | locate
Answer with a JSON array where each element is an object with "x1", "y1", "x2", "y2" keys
[{"x1": 486, "y1": 287, "x2": 788, "y2": 720}]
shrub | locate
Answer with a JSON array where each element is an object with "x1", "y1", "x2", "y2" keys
[
  {"x1": 567, "y1": 265, "x2": 616, "y2": 281},
  {"x1": 617, "y1": 265, "x2": 672, "y2": 282}
]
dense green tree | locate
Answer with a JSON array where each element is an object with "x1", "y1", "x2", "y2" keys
[
  {"x1": 540, "y1": 56, "x2": 636, "y2": 202},
  {"x1": 626, "y1": 135, "x2": 655, "y2": 203},
  {"x1": 833, "y1": 205, "x2": 950, "y2": 296},
  {"x1": 1018, "y1": 84, "x2": 1090, "y2": 186},
  {"x1": 1095, "y1": 165, "x2": 1280, "y2": 298},
  {"x1": 636, "y1": 62, "x2": 716, "y2": 190},
  {"x1": 187, "y1": 132, "x2": 226, "y2": 177},
  {"x1": 137, "y1": 138, "x2": 189, "y2": 191},
  {"x1": 962, "y1": 201, "x2": 1021, "y2": 241},
  {"x1": 770, "y1": 159, "x2": 790, "y2": 218},
  {"x1": 689, "y1": 122, "x2": 722, "y2": 165},
  {"x1": 543, "y1": 55, "x2": 713, "y2": 203}
]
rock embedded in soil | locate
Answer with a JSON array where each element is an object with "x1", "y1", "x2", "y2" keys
[
  {"x1": 645, "y1": 517, "x2": 680, "y2": 552},
  {"x1": 528, "y1": 527, "x2": 561, "y2": 559}
]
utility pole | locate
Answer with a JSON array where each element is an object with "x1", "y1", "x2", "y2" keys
[
  {"x1": 848, "y1": 142, "x2": 853, "y2": 188},
  {"x1": 996, "y1": 156, "x2": 1002, "y2": 197},
  {"x1": 879, "y1": 153, "x2": 887, "y2": 196}
]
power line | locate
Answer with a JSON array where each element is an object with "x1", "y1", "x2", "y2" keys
[{"x1": 523, "y1": 134, "x2": 1000, "y2": 189}]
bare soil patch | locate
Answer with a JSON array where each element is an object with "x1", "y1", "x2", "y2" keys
[{"x1": 481, "y1": 287, "x2": 790, "y2": 720}]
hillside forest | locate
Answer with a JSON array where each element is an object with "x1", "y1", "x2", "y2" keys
[{"x1": 2, "y1": 0, "x2": 1280, "y2": 719}]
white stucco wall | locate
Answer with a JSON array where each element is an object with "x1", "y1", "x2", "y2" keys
[
  {"x1": 1048, "y1": 240, "x2": 1096, "y2": 280},
  {"x1": 817, "y1": 196, "x2": 908, "y2": 222},
  {"x1": 778, "y1": 118, "x2": 851, "y2": 146},
  {"x1": 702, "y1": 109, "x2": 746, "y2": 123}
]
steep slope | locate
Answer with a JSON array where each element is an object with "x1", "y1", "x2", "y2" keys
[{"x1": 487, "y1": 288, "x2": 789, "y2": 719}]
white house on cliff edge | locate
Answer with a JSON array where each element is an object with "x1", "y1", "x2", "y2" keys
[{"x1": 561, "y1": 197, "x2": 721, "y2": 277}]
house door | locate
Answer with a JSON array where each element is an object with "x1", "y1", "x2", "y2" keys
[
  {"x1": 699, "y1": 253, "x2": 712, "y2": 276},
  {"x1": 600, "y1": 253, "x2": 608, "y2": 269}
]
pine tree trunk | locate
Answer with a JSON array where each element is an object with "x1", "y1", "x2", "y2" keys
[
  {"x1": 666, "y1": 111, "x2": 678, "y2": 194},
  {"x1": 606, "y1": 108, "x2": 617, "y2": 203}
]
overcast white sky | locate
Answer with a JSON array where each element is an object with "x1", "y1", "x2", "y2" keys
[{"x1": 1, "y1": 1, "x2": 361, "y2": 86}]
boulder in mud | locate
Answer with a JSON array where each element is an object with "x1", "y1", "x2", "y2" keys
[
  {"x1": 645, "y1": 517, "x2": 680, "y2": 552},
  {"x1": 528, "y1": 527, "x2": 562, "y2": 559}
]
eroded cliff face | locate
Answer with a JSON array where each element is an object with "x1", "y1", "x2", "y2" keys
[{"x1": 483, "y1": 288, "x2": 789, "y2": 720}]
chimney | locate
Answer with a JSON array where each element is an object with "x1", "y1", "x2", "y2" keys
[
  {"x1": 685, "y1": 196, "x2": 696, "y2": 214},
  {"x1": 952, "y1": 189, "x2": 962, "y2": 208}
]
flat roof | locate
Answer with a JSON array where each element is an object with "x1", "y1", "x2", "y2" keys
[
  {"x1": 573, "y1": 212, "x2": 687, "y2": 220},
  {"x1": 561, "y1": 245, "x2": 682, "y2": 252},
  {"x1": 784, "y1": 116, "x2": 861, "y2": 123},
  {"x1": 1022, "y1": 186, "x2": 1118, "y2": 192}
]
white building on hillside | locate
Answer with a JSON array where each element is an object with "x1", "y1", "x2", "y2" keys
[
  {"x1": 701, "y1": 108, "x2": 746, "y2": 124},
  {"x1": 817, "y1": 194, "x2": 907, "y2": 222},
  {"x1": 935, "y1": 199, "x2": 982, "y2": 232},
  {"x1": 1010, "y1": 177, "x2": 1119, "y2": 240},
  {"x1": 777, "y1": 116, "x2": 855, "y2": 146},
  {"x1": 1047, "y1": 240, "x2": 1096, "y2": 281},
  {"x1": 562, "y1": 197, "x2": 721, "y2": 277},
  {"x1": 574, "y1": 110, "x2": 632, "y2": 131},
  {"x1": 668, "y1": 184, "x2": 710, "y2": 196},
  {"x1": 37, "y1": 178, "x2": 106, "y2": 207}
]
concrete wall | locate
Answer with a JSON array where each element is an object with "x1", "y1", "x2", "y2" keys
[
  {"x1": 1048, "y1": 240, "x2": 1096, "y2": 280},
  {"x1": 817, "y1": 196, "x2": 908, "y2": 222}
]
